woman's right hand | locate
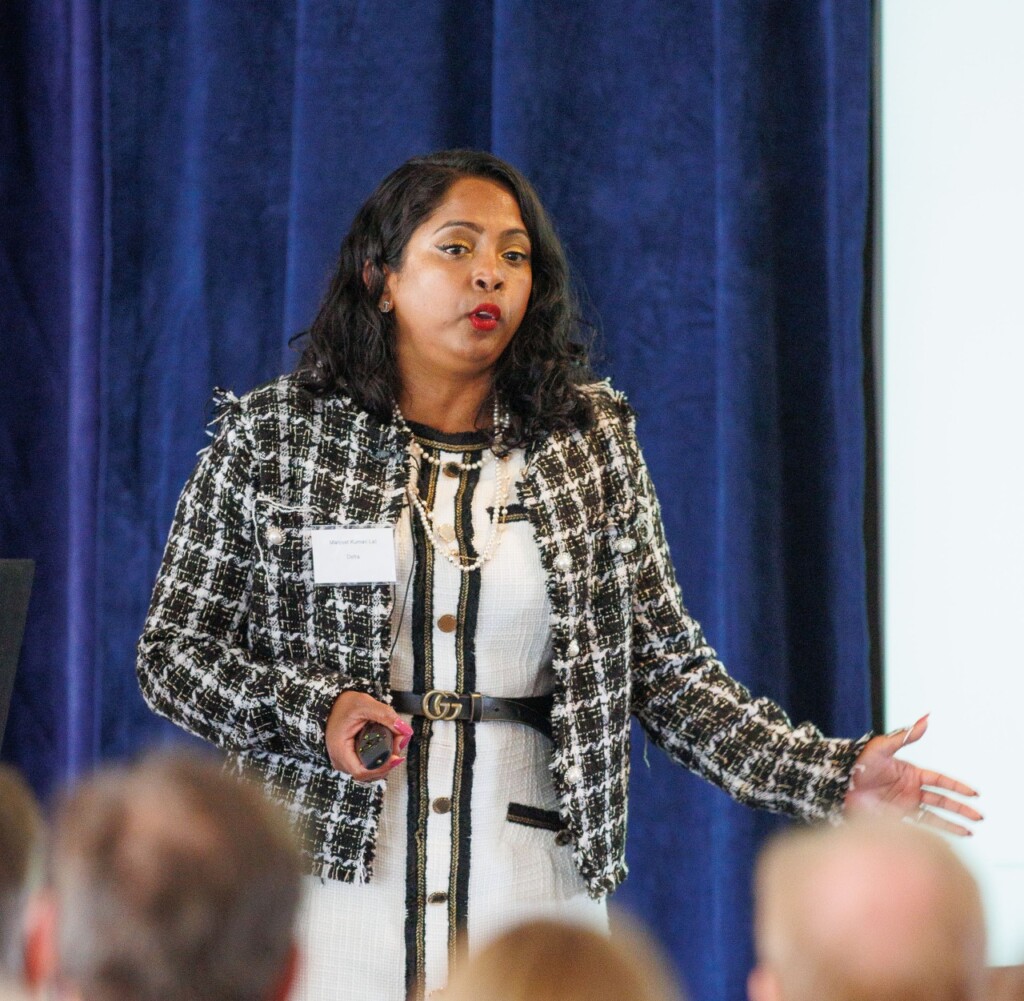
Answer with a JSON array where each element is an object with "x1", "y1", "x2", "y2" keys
[{"x1": 325, "y1": 691, "x2": 414, "y2": 782}]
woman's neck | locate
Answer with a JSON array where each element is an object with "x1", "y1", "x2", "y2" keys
[{"x1": 396, "y1": 375, "x2": 494, "y2": 433}]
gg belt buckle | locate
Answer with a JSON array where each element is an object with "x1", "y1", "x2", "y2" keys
[{"x1": 422, "y1": 689, "x2": 463, "y2": 721}]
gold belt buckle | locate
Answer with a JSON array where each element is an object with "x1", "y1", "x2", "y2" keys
[{"x1": 422, "y1": 689, "x2": 463, "y2": 721}]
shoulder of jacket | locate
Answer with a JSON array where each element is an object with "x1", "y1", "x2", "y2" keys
[
  {"x1": 233, "y1": 374, "x2": 315, "y2": 416},
  {"x1": 580, "y1": 379, "x2": 636, "y2": 431},
  {"x1": 217, "y1": 374, "x2": 369, "y2": 424},
  {"x1": 203, "y1": 377, "x2": 321, "y2": 456}
]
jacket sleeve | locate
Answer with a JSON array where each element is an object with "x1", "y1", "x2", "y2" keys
[
  {"x1": 624, "y1": 430, "x2": 870, "y2": 822},
  {"x1": 136, "y1": 403, "x2": 343, "y2": 762}
]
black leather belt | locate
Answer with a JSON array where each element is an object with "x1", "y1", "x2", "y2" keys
[{"x1": 391, "y1": 690, "x2": 553, "y2": 740}]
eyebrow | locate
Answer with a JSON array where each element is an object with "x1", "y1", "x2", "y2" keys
[{"x1": 432, "y1": 220, "x2": 531, "y2": 241}]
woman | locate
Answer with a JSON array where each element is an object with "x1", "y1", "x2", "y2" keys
[{"x1": 137, "y1": 150, "x2": 980, "y2": 1001}]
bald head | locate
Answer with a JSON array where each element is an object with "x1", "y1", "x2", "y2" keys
[{"x1": 750, "y1": 819, "x2": 986, "y2": 1001}]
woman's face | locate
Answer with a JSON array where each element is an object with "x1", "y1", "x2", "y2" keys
[{"x1": 383, "y1": 176, "x2": 533, "y2": 389}]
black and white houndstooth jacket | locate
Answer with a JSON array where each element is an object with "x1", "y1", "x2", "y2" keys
[{"x1": 137, "y1": 374, "x2": 868, "y2": 897}]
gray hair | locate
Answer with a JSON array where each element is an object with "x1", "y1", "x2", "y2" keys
[{"x1": 48, "y1": 752, "x2": 302, "y2": 1001}]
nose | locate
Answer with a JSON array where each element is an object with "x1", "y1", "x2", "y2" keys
[{"x1": 473, "y1": 254, "x2": 504, "y2": 292}]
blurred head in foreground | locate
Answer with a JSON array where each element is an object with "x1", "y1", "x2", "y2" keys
[
  {"x1": 749, "y1": 818, "x2": 986, "y2": 1001},
  {"x1": 26, "y1": 752, "x2": 303, "y2": 1001},
  {"x1": 440, "y1": 916, "x2": 685, "y2": 1001},
  {"x1": 0, "y1": 765, "x2": 44, "y2": 981}
]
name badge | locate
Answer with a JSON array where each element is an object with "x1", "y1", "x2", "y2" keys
[{"x1": 310, "y1": 527, "x2": 397, "y2": 585}]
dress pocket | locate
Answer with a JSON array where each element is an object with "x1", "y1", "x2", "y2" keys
[
  {"x1": 506, "y1": 803, "x2": 563, "y2": 833},
  {"x1": 500, "y1": 802, "x2": 582, "y2": 900},
  {"x1": 506, "y1": 802, "x2": 573, "y2": 848}
]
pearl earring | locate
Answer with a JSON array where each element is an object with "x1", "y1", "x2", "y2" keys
[{"x1": 380, "y1": 299, "x2": 392, "y2": 313}]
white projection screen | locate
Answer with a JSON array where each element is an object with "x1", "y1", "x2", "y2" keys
[{"x1": 880, "y1": 0, "x2": 1024, "y2": 964}]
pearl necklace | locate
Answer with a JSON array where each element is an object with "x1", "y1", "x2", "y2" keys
[
  {"x1": 392, "y1": 397, "x2": 501, "y2": 472},
  {"x1": 395, "y1": 398, "x2": 510, "y2": 573}
]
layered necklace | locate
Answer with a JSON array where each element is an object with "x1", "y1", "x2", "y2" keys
[{"x1": 393, "y1": 397, "x2": 510, "y2": 574}]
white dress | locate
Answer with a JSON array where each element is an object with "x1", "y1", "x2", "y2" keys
[{"x1": 293, "y1": 426, "x2": 606, "y2": 1001}]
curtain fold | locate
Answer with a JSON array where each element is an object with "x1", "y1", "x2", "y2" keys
[
  {"x1": 0, "y1": 3, "x2": 872, "y2": 998},
  {"x1": 1, "y1": 0, "x2": 106, "y2": 792},
  {"x1": 67, "y1": 0, "x2": 105, "y2": 778}
]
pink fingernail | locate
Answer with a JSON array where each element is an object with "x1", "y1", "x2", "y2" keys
[
  {"x1": 398, "y1": 734, "x2": 412, "y2": 751},
  {"x1": 394, "y1": 720, "x2": 414, "y2": 737}
]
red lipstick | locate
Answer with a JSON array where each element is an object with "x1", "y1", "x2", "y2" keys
[{"x1": 469, "y1": 303, "x2": 501, "y2": 331}]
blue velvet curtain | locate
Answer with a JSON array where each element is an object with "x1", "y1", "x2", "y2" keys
[{"x1": 1, "y1": 3, "x2": 872, "y2": 999}]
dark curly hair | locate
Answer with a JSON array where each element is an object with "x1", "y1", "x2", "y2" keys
[{"x1": 295, "y1": 149, "x2": 594, "y2": 447}]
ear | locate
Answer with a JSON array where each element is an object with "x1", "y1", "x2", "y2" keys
[
  {"x1": 268, "y1": 941, "x2": 300, "y2": 1001},
  {"x1": 362, "y1": 260, "x2": 392, "y2": 289},
  {"x1": 362, "y1": 260, "x2": 394, "y2": 311},
  {"x1": 23, "y1": 890, "x2": 59, "y2": 990},
  {"x1": 747, "y1": 964, "x2": 783, "y2": 1001}
]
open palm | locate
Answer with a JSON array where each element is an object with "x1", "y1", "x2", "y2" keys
[{"x1": 843, "y1": 715, "x2": 982, "y2": 836}]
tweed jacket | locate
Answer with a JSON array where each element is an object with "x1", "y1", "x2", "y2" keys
[{"x1": 137, "y1": 374, "x2": 866, "y2": 897}]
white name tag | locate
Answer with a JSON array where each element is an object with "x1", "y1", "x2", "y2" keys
[{"x1": 310, "y1": 527, "x2": 397, "y2": 585}]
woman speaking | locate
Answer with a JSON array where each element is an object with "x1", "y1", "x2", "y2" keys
[{"x1": 137, "y1": 150, "x2": 979, "y2": 1001}]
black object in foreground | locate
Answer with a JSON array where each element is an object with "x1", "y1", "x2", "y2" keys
[
  {"x1": 356, "y1": 721, "x2": 393, "y2": 770},
  {"x1": 0, "y1": 560, "x2": 34, "y2": 744}
]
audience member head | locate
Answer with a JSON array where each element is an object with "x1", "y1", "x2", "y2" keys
[
  {"x1": 0, "y1": 981, "x2": 32, "y2": 1001},
  {"x1": 984, "y1": 964, "x2": 1024, "y2": 1001},
  {"x1": 440, "y1": 915, "x2": 685, "y2": 1001},
  {"x1": 26, "y1": 752, "x2": 302, "y2": 1001},
  {"x1": 0, "y1": 764, "x2": 43, "y2": 980},
  {"x1": 749, "y1": 817, "x2": 986, "y2": 1001}
]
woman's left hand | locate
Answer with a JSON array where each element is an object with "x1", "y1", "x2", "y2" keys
[{"x1": 843, "y1": 714, "x2": 983, "y2": 836}]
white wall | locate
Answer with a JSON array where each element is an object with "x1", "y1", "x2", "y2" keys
[{"x1": 881, "y1": 0, "x2": 1024, "y2": 965}]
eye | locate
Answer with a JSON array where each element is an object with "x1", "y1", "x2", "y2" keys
[
  {"x1": 503, "y1": 249, "x2": 531, "y2": 264},
  {"x1": 438, "y1": 241, "x2": 471, "y2": 256}
]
